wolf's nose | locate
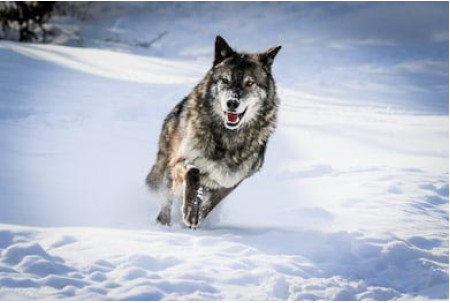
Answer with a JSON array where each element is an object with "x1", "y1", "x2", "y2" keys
[{"x1": 226, "y1": 99, "x2": 239, "y2": 111}]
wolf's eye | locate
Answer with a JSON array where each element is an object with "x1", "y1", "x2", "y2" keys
[
  {"x1": 220, "y1": 78, "x2": 229, "y2": 85},
  {"x1": 245, "y1": 81, "x2": 255, "y2": 87}
]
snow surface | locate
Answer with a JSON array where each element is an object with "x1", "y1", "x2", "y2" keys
[{"x1": 0, "y1": 2, "x2": 448, "y2": 300}]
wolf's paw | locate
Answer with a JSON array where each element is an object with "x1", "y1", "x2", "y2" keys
[
  {"x1": 182, "y1": 205, "x2": 199, "y2": 229},
  {"x1": 156, "y1": 211, "x2": 171, "y2": 226},
  {"x1": 182, "y1": 187, "x2": 204, "y2": 229}
]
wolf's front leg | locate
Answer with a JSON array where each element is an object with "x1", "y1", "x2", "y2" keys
[
  {"x1": 182, "y1": 167, "x2": 204, "y2": 229},
  {"x1": 199, "y1": 186, "x2": 237, "y2": 221}
]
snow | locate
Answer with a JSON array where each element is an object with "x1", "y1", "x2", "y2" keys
[{"x1": 0, "y1": 2, "x2": 448, "y2": 300}]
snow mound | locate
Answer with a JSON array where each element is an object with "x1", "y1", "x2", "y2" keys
[{"x1": 0, "y1": 225, "x2": 447, "y2": 300}]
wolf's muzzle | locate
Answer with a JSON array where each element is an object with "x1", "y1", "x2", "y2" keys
[{"x1": 226, "y1": 99, "x2": 239, "y2": 111}]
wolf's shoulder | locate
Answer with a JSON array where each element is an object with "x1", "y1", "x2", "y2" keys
[{"x1": 165, "y1": 96, "x2": 188, "y2": 121}]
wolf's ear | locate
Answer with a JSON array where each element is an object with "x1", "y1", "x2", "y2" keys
[
  {"x1": 259, "y1": 45, "x2": 282, "y2": 68},
  {"x1": 214, "y1": 36, "x2": 235, "y2": 66}
]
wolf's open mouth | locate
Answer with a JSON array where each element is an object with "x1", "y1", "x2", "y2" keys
[{"x1": 224, "y1": 108, "x2": 247, "y2": 129}]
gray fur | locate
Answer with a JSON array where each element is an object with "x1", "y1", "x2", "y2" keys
[{"x1": 146, "y1": 36, "x2": 281, "y2": 228}]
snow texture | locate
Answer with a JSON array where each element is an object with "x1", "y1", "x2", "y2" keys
[{"x1": 0, "y1": 2, "x2": 448, "y2": 300}]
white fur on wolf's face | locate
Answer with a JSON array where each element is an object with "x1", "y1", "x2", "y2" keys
[{"x1": 211, "y1": 75, "x2": 267, "y2": 130}]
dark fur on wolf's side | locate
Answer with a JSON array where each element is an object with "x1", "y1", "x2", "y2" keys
[{"x1": 146, "y1": 36, "x2": 281, "y2": 228}]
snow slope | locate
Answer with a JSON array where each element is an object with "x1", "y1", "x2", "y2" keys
[{"x1": 0, "y1": 2, "x2": 448, "y2": 300}]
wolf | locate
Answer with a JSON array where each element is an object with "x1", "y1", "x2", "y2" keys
[{"x1": 146, "y1": 36, "x2": 281, "y2": 228}]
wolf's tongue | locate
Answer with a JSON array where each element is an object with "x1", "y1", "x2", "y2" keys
[{"x1": 227, "y1": 112, "x2": 239, "y2": 123}]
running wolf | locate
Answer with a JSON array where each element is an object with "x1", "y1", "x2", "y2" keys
[{"x1": 146, "y1": 36, "x2": 281, "y2": 228}]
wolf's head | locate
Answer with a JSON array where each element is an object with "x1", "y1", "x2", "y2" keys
[{"x1": 208, "y1": 36, "x2": 281, "y2": 130}]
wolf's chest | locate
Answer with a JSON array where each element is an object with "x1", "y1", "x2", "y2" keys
[
  {"x1": 182, "y1": 144, "x2": 254, "y2": 189},
  {"x1": 181, "y1": 129, "x2": 261, "y2": 189},
  {"x1": 193, "y1": 157, "x2": 252, "y2": 189}
]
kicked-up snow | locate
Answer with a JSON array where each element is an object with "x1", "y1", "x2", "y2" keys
[{"x1": 0, "y1": 2, "x2": 448, "y2": 300}]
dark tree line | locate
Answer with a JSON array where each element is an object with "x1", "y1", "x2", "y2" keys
[{"x1": 0, "y1": 2, "x2": 56, "y2": 42}]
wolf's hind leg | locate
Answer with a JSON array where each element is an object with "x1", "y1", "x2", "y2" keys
[
  {"x1": 156, "y1": 198, "x2": 172, "y2": 225},
  {"x1": 182, "y1": 167, "x2": 203, "y2": 228}
]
